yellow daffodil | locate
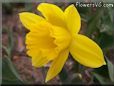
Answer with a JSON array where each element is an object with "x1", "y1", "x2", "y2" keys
[{"x1": 19, "y1": 3, "x2": 106, "y2": 82}]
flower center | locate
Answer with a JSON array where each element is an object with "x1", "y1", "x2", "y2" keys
[
  {"x1": 26, "y1": 21, "x2": 71, "y2": 60},
  {"x1": 49, "y1": 25, "x2": 72, "y2": 52}
]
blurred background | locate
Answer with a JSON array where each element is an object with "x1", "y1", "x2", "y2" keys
[{"x1": 2, "y1": 1, "x2": 114, "y2": 85}]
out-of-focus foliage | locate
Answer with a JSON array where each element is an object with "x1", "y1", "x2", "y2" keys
[
  {"x1": 2, "y1": 28, "x2": 24, "y2": 84},
  {"x1": 107, "y1": 58, "x2": 114, "y2": 82},
  {"x1": 2, "y1": 57, "x2": 24, "y2": 84},
  {"x1": 2, "y1": 2, "x2": 114, "y2": 85}
]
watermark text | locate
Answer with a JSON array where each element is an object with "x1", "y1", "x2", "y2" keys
[{"x1": 76, "y1": 2, "x2": 114, "y2": 7}]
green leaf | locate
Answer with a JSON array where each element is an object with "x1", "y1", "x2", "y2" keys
[
  {"x1": 93, "y1": 72, "x2": 110, "y2": 84},
  {"x1": 106, "y1": 58, "x2": 114, "y2": 82},
  {"x1": 8, "y1": 28, "x2": 14, "y2": 55},
  {"x1": 93, "y1": 65, "x2": 109, "y2": 80},
  {"x1": 85, "y1": 8, "x2": 103, "y2": 36},
  {"x1": 100, "y1": 22, "x2": 114, "y2": 34},
  {"x1": 2, "y1": 28, "x2": 14, "y2": 58},
  {"x1": 96, "y1": 32, "x2": 114, "y2": 49},
  {"x1": 93, "y1": 57, "x2": 114, "y2": 84},
  {"x1": 2, "y1": 46, "x2": 10, "y2": 57},
  {"x1": 98, "y1": 8, "x2": 114, "y2": 35},
  {"x1": 2, "y1": 56, "x2": 24, "y2": 85},
  {"x1": 107, "y1": 7, "x2": 114, "y2": 23}
]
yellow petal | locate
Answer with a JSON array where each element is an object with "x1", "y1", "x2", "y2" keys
[
  {"x1": 70, "y1": 34, "x2": 106, "y2": 68},
  {"x1": 30, "y1": 51, "x2": 49, "y2": 67},
  {"x1": 19, "y1": 12, "x2": 44, "y2": 31},
  {"x1": 37, "y1": 3, "x2": 66, "y2": 28},
  {"x1": 27, "y1": 50, "x2": 49, "y2": 67},
  {"x1": 45, "y1": 49, "x2": 69, "y2": 82},
  {"x1": 64, "y1": 4, "x2": 81, "y2": 34}
]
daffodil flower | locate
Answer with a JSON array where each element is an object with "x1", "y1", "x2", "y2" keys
[{"x1": 19, "y1": 3, "x2": 106, "y2": 82}]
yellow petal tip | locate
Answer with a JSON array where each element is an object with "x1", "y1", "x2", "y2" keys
[
  {"x1": 19, "y1": 13, "x2": 22, "y2": 18},
  {"x1": 18, "y1": 12, "x2": 26, "y2": 22},
  {"x1": 103, "y1": 61, "x2": 106, "y2": 65},
  {"x1": 37, "y1": 3, "x2": 48, "y2": 11},
  {"x1": 45, "y1": 73, "x2": 53, "y2": 83},
  {"x1": 19, "y1": 12, "x2": 25, "y2": 17},
  {"x1": 45, "y1": 77, "x2": 49, "y2": 83},
  {"x1": 70, "y1": 4, "x2": 75, "y2": 7}
]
